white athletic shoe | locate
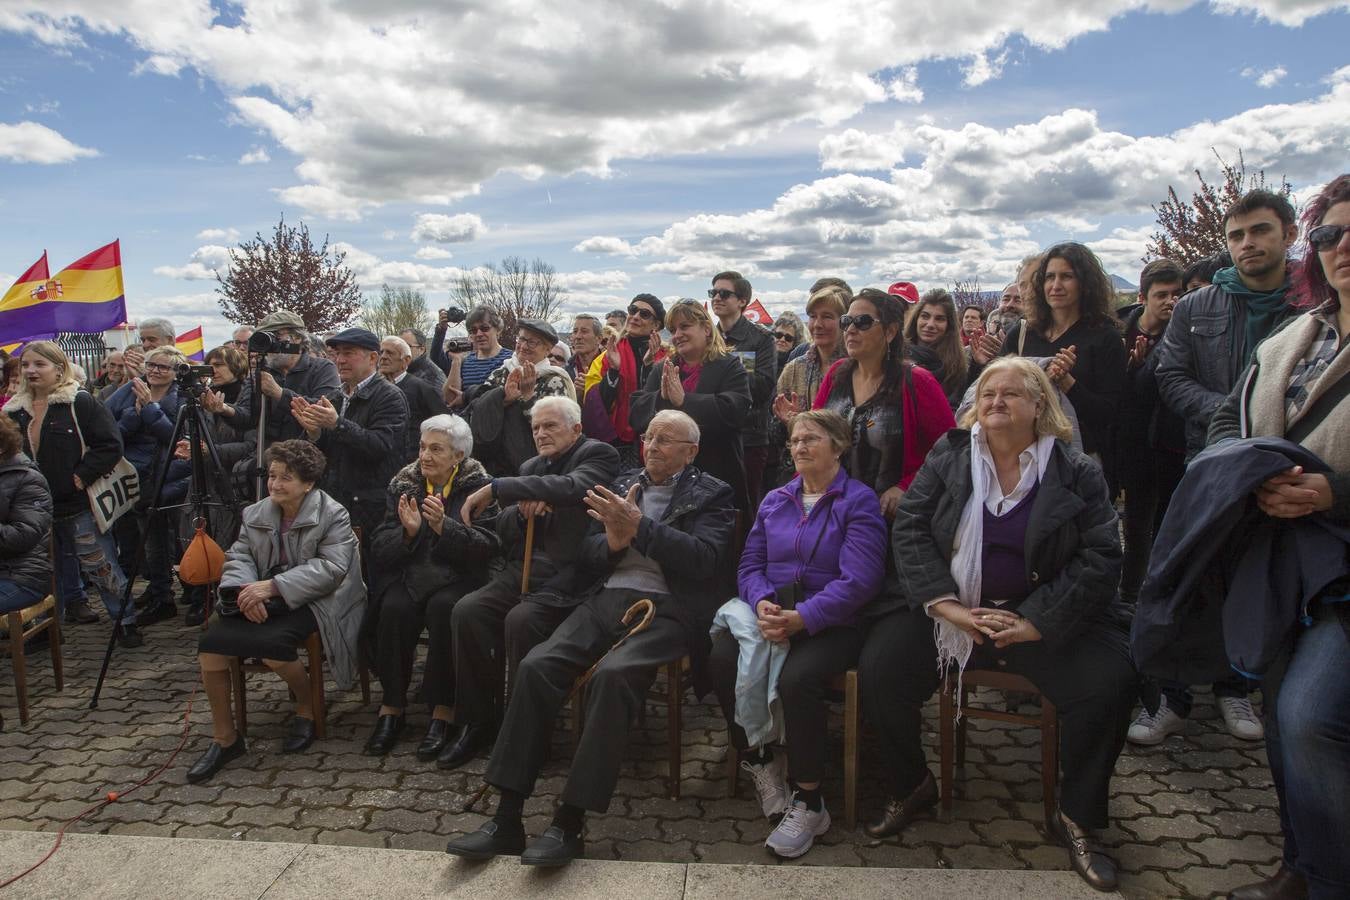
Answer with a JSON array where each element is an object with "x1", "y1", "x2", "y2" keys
[
  {"x1": 741, "y1": 752, "x2": 790, "y2": 819},
  {"x1": 765, "y1": 794, "x2": 831, "y2": 859},
  {"x1": 1218, "y1": 695, "x2": 1264, "y2": 741},
  {"x1": 1126, "y1": 698, "x2": 1186, "y2": 745}
]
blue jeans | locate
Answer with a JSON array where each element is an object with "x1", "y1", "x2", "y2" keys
[
  {"x1": 0, "y1": 579, "x2": 43, "y2": 615},
  {"x1": 1264, "y1": 600, "x2": 1350, "y2": 898},
  {"x1": 52, "y1": 510, "x2": 134, "y2": 625},
  {"x1": 55, "y1": 536, "x2": 87, "y2": 615}
]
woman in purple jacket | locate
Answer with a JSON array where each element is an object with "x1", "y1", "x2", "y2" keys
[{"x1": 707, "y1": 409, "x2": 887, "y2": 859}]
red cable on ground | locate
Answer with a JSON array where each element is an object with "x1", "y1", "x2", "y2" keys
[{"x1": 0, "y1": 680, "x2": 201, "y2": 890}]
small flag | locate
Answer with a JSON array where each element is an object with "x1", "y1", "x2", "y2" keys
[
  {"x1": 743, "y1": 298, "x2": 774, "y2": 326},
  {"x1": 0, "y1": 241, "x2": 127, "y2": 340},
  {"x1": 0, "y1": 252, "x2": 51, "y2": 345},
  {"x1": 175, "y1": 326, "x2": 205, "y2": 362}
]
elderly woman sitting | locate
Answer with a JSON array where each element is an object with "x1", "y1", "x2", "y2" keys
[
  {"x1": 187, "y1": 440, "x2": 366, "y2": 783},
  {"x1": 363, "y1": 414, "x2": 500, "y2": 758},
  {"x1": 708, "y1": 409, "x2": 888, "y2": 859},
  {"x1": 0, "y1": 415, "x2": 52, "y2": 618},
  {"x1": 880, "y1": 357, "x2": 1133, "y2": 891}
]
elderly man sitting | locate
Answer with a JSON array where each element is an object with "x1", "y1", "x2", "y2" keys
[
  {"x1": 440, "y1": 396, "x2": 620, "y2": 769},
  {"x1": 446, "y1": 409, "x2": 735, "y2": 866}
]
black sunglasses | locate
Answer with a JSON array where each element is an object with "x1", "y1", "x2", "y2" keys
[
  {"x1": 1309, "y1": 223, "x2": 1348, "y2": 250},
  {"x1": 707, "y1": 288, "x2": 737, "y2": 301},
  {"x1": 773, "y1": 332, "x2": 794, "y2": 342},
  {"x1": 627, "y1": 305, "x2": 655, "y2": 320},
  {"x1": 839, "y1": 314, "x2": 878, "y2": 332}
]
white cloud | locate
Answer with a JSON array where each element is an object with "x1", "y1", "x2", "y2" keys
[
  {"x1": 23, "y1": 100, "x2": 58, "y2": 115},
  {"x1": 963, "y1": 49, "x2": 1009, "y2": 87},
  {"x1": 5, "y1": 1, "x2": 1344, "y2": 217},
  {"x1": 1087, "y1": 226, "x2": 1156, "y2": 277},
  {"x1": 413, "y1": 246, "x2": 454, "y2": 260},
  {"x1": 238, "y1": 146, "x2": 270, "y2": 164},
  {"x1": 410, "y1": 212, "x2": 485, "y2": 244},
  {"x1": 195, "y1": 227, "x2": 239, "y2": 242},
  {"x1": 0, "y1": 121, "x2": 97, "y2": 163},
  {"x1": 153, "y1": 244, "x2": 232, "y2": 280},
  {"x1": 556, "y1": 270, "x2": 631, "y2": 293},
  {"x1": 887, "y1": 66, "x2": 923, "y2": 103},
  {"x1": 573, "y1": 236, "x2": 638, "y2": 256},
  {"x1": 1242, "y1": 64, "x2": 1288, "y2": 87}
]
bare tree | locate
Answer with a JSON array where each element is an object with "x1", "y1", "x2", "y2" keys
[
  {"x1": 1146, "y1": 150, "x2": 1295, "y2": 266},
  {"x1": 361, "y1": 284, "x2": 432, "y2": 338},
  {"x1": 950, "y1": 276, "x2": 986, "y2": 310},
  {"x1": 448, "y1": 256, "x2": 566, "y2": 348},
  {"x1": 215, "y1": 215, "x2": 362, "y2": 332}
]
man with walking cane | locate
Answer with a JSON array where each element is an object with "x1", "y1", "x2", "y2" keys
[{"x1": 446, "y1": 408, "x2": 735, "y2": 866}]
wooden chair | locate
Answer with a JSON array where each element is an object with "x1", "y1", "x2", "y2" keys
[
  {"x1": 721, "y1": 668, "x2": 860, "y2": 830},
  {"x1": 938, "y1": 669, "x2": 1058, "y2": 825},
  {"x1": 227, "y1": 631, "x2": 328, "y2": 740},
  {"x1": 3, "y1": 595, "x2": 64, "y2": 727}
]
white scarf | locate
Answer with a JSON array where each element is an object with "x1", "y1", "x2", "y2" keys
[{"x1": 937, "y1": 425, "x2": 1056, "y2": 704}]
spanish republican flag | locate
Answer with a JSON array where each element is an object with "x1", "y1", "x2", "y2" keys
[
  {"x1": 0, "y1": 240, "x2": 127, "y2": 342},
  {"x1": 0, "y1": 252, "x2": 52, "y2": 348},
  {"x1": 175, "y1": 326, "x2": 205, "y2": 362}
]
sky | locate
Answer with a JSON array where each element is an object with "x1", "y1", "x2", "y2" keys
[{"x1": 0, "y1": 0, "x2": 1347, "y2": 351}]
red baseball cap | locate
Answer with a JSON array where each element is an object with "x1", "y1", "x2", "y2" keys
[{"x1": 887, "y1": 281, "x2": 920, "y2": 304}]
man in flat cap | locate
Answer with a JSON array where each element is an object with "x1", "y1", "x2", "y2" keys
[
  {"x1": 291, "y1": 327, "x2": 409, "y2": 537},
  {"x1": 469, "y1": 318, "x2": 578, "y2": 477}
]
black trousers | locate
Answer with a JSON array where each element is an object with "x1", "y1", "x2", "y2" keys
[
  {"x1": 859, "y1": 606, "x2": 1135, "y2": 830},
  {"x1": 372, "y1": 581, "x2": 469, "y2": 709},
  {"x1": 450, "y1": 562, "x2": 574, "y2": 726},
  {"x1": 486, "y1": 589, "x2": 687, "y2": 812},
  {"x1": 707, "y1": 623, "x2": 863, "y2": 785},
  {"x1": 1119, "y1": 448, "x2": 1185, "y2": 605}
]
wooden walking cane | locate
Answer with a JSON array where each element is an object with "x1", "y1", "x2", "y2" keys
[{"x1": 460, "y1": 597, "x2": 658, "y2": 814}]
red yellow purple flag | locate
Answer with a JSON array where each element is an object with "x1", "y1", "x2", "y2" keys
[
  {"x1": 175, "y1": 326, "x2": 205, "y2": 362},
  {"x1": 0, "y1": 240, "x2": 127, "y2": 343},
  {"x1": 0, "y1": 252, "x2": 53, "y2": 350}
]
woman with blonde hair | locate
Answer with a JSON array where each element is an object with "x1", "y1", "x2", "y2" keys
[
  {"x1": 3, "y1": 341, "x2": 139, "y2": 643},
  {"x1": 630, "y1": 298, "x2": 752, "y2": 509},
  {"x1": 863, "y1": 357, "x2": 1133, "y2": 892}
]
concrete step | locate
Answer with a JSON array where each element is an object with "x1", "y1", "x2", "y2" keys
[{"x1": 0, "y1": 829, "x2": 1121, "y2": 899}]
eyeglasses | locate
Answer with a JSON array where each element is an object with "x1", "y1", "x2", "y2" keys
[
  {"x1": 627, "y1": 305, "x2": 656, "y2": 320},
  {"x1": 469, "y1": 324, "x2": 494, "y2": 334},
  {"x1": 1309, "y1": 223, "x2": 1349, "y2": 250},
  {"x1": 144, "y1": 362, "x2": 174, "y2": 373},
  {"x1": 707, "y1": 288, "x2": 737, "y2": 301},
  {"x1": 548, "y1": 354, "x2": 568, "y2": 365},
  {"x1": 839, "y1": 314, "x2": 879, "y2": 331},
  {"x1": 787, "y1": 434, "x2": 825, "y2": 448},
  {"x1": 640, "y1": 433, "x2": 696, "y2": 448},
  {"x1": 773, "y1": 332, "x2": 794, "y2": 342},
  {"x1": 515, "y1": 334, "x2": 544, "y2": 351}
]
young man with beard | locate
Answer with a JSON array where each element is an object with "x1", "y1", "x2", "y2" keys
[{"x1": 709, "y1": 270, "x2": 776, "y2": 508}]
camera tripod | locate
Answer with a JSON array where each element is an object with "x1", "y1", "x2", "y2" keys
[{"x1": 90, "y1": 377, "x2": 240, "y2": 708}]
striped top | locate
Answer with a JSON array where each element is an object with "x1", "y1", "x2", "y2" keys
[{"x1": 461, "y1": 347, "x2": 513, "y2": 388}]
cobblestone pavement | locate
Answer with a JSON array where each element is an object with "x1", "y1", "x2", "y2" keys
[{"x1": 1, "y1": 605, "x2": 1282, "y2": 899}]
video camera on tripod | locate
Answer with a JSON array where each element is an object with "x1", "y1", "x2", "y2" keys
[
  {"x1": 174, "y1": 362, "x2": 215, "y2": 396},
  {"x1": 247, "y1": 330, "x2": 306, "y2": 356}
]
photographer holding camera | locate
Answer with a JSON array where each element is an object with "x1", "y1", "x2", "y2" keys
[
  {"x1": 432, "y1": 305, "x2": 511, "y2": 410},
  {"x1": 201, "y1": 309, "x2": 340, "y2": 446}
]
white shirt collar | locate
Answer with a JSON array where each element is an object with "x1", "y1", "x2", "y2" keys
[{"x1": 973, "y1": 427, "x2": 1053, "y2": 516}]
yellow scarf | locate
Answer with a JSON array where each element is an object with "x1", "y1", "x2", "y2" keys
[{"x1": 425, "y1": 463, "x2": 459, "y2": 500}]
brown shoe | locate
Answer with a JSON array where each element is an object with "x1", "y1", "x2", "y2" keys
[
  {"x1": 1228, "y1": 866, "x2": 1308, "y2": 900},
  {"x1": 1049, "y1": 808, "x2": 1118, "y2": 892},
  {"x1": 865, "y1": 770, "x2": 937, "y2": 838}
]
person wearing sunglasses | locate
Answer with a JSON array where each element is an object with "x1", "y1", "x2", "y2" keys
[
  {"x1": 771, "y1": 313, "x2": 804, "y2": 369},
  {"x1": 630, "y1": 299, "x2": 752, "y2": 511},
  {"x1": 438, "y1": 305, "x2": 513, "y2": 410},
  {"x1": 709, "y1": 271, "x2": 778, "y2": 509},
  {"x1": 1201, "y1": 175, "x2": 1350, "y2": 900},
  {"x1": 591, "y1": 294, "x2": 667, "y2": 467}
]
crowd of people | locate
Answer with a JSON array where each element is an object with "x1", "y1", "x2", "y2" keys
[{"x1": 1, "y1": 181, "x2": 1348, "y2": 898}]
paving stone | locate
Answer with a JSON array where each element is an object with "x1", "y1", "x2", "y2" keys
[
  {"x1": 366, "y1": 808, "x2": 440, "y2": 834},
  {"x1": 615, "y1": 838, "x2": 696, "y2": 862},
  {"x1": 854, "y1": 842, "x2": 943, "y2": 868},
  {"x1": 297, "y1": 806, "x2": 368, "y2": 830},
  {"x1": 1210, "y1": 808, "x2": 1283, "y2": 837},
  {"x1": 1012, "y1": 844, "x2": 1070, "y2": 870},
  {"x1": 662, "y1": 817, "x2": 739, "y2": 843},
  {"x1": 1120, "y1": 814, "x2": 1212, "y2": 842},
  {"x1": 1187, "y1": 835, "x2": 1281, "y2": 866},
  {"x1": 226, "y1": 805, "x2": 299, "y2": 828},
  {"x1": 974, "y1": 817, "x2": 1044, "y2": 845},
  {"x1": 586, "y1": 814, "x2": 662, "y2": 842},
  {"x1": 1113, "y1": 840, "x2": 1204, "y2": 872},
  {"x1": 1170, "y1": 863, "x2": 1265, "y2": 898}
]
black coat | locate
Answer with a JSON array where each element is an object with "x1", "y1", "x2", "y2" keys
[
  {"x1": 392, "y1": 374, "x2": 452, "y2": 462},
  {"x1": 6, "y1": 385, "x2": 124, "y2": 518},
  {"x1": 719, "y1": 315, "x2": 777, "y2": 449},
  {"x1": 577, "y1": 465, "x2": 736, "y2": 693},
  {"x1": 893, "y1": 429, "x2": 1128, "y2": 651},
  {"x1": 231, "y1": 353, "x2": 342, "y2": 443},
  {"x1": 314, "y1": 375, "x2": 410, "y2": 536},
  {"x1": 491, "y1": 436, "x2": 621, "y2": 605},
  {"x1": 407, "y1": 354, "x2": 446, "y2": 391},
  {"x1": 1117, "y1": 306, "x2": 1186, "y2": 474},
  {"x1": 369, "y1": 457, "x2": 499, "y2": 600},
  {"x1": 629, "y1": 354, "x2": 751, "y2": 510},
  {"x1": 0, "y1": 455, "x2": 53, "y2": 594}
]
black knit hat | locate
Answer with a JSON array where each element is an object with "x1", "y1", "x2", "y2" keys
[{"x1": 631, "y1": 293, "x2": 666, "y2": 326}]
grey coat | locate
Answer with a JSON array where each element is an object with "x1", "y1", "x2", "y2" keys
[{"x1": 221, "y1": 489, "x2": 367, "y2": 689}]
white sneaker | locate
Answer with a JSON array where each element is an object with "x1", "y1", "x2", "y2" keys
[
  {"x1": 741, "y1": 752, "x2": 789, "y2": 819},
  {"x1": 1218, "y1": 695, "x2": 1264, "y2": 741},
  {"x1": 765, "y1": 794, "x2": 831, "y2": 858},
  {"x1": 1126, "y1": 698, "x2": 1186, "y2": 745}
]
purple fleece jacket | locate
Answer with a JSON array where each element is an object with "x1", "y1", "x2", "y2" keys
[{"x1": 737, "y1": 466, "x2": 888, "y2": 634}]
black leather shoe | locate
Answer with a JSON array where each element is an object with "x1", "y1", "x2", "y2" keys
[
  {"x1": 282, "y1": 716, "x2": 317, "y2": 754},
  {"x1": 117, "y1": 623, "x2": 144, "y2": 648},
  {"x1": 436, "y1": 723, "x2": 493, "y2": 770},
  {"x1": 1229, "y1": 866, "x2": 1308, "y2": 900},
  {"x1": 416, "y1": 719, "x2": 453, "y2": 761},
  {"x1": 865, "y1": 770, "x2": 938, "y2": 838},
  {"x1": 1049, "y1": 808, "x2": 1118, "y2": 892},
  {"x1": 138, "y1": 601, "x2": 179, "y2": 626},
  {"x1": 445, "y1": 820, "x2": 526, "y2": 860},
  {"x1": 186, "y1": 735, "x2": 246, "y2": 783},
  {"x1": 363, "y1": 714, "x2": 405, "y2": 756},
  {"x1": 521, "y1": 825, "x2": 583, "y2": 867}
]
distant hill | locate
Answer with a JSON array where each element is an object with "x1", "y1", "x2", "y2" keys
[{"x1": 1110, "y1": 274, "x2": 1137, "y2": 291}]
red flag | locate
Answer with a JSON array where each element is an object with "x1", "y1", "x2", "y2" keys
[{"x1": 744, "y1": 298, "x2": 774, "y2": 326}]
